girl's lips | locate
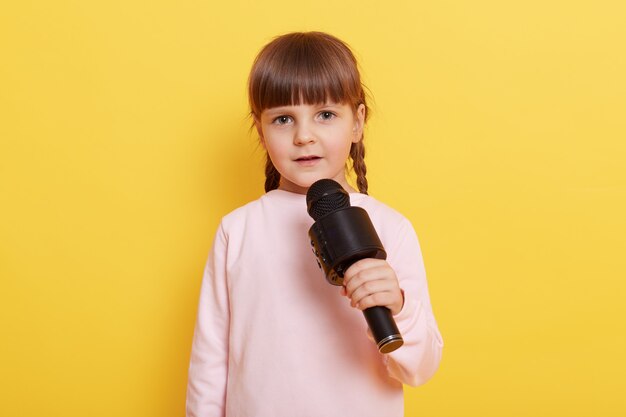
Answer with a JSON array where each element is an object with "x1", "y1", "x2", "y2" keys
[{"x1": 295, "y1": 156, "x2": 321, "y2": 166}]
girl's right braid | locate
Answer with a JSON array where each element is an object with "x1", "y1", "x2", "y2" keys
[{"x1": 264, "y1": 155, "x2": 281, "y2": 192}]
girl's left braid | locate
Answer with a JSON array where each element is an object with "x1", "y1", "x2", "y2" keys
[{"x1": 350, "y1": 141, "x2": 368, "y2": 194}]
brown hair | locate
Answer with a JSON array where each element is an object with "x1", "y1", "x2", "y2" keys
[{"x1": 248, "y1": 31, "x2": 370, "y2": 194}]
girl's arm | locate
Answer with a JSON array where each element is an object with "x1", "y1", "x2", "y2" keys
[
  {"x1": 383, "y1": 218, "x2": 443, "y2": 386},
  {"x1": 186, "y1": 223, "x2": 229, "y2": 416},
  {"x1": 343, "y1": 218, "x2": 443, "y2": 386}
]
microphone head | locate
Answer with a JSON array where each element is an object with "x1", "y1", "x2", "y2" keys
[{"x1": 306, "y1": 179, "x2": 351, "y2": 220}]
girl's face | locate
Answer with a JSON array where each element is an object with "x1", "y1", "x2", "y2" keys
[{"x1": 255, "y1": 102, "x2": 365, "y2": 194}]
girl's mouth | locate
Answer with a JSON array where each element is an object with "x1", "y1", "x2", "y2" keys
[{"x1": 295, "y1": 155, "x2": 321, "y2": 166}]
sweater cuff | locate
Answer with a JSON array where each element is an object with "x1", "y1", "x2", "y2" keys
[{"x1": 392, "y1": 295, "x2": 421, "y2": 336}]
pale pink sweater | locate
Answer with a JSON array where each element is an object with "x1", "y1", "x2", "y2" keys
[{"x1": 186, "y1": 190, "x2": 443, "y2": 417}]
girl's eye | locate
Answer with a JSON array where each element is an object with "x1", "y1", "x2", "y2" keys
[
  {"x1": 319, "y1": 111, "x2": 335, "y2": 120},
  {"x1": 273, "y1": 115, "x2": 292, "y2": 125}
]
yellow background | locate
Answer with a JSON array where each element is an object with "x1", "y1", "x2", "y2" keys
[{"x1": 1, "y1": 1, "x2": 625, "y2": 416}]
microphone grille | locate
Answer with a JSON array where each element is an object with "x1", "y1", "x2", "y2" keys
[{"x1": 306, "y1": 179, "x2": 351, "y2": 220}]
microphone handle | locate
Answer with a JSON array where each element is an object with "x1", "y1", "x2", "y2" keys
[{"x1": 363, "y1": 306, "x2": 404, "y2": 353}]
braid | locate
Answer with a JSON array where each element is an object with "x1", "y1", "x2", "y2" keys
[
  {"x1": 350, "y1": 141, "x2": 368, "y2": 194},
  {"x1": 264, "y1": 154, "x2": 281, "y2": 192}
]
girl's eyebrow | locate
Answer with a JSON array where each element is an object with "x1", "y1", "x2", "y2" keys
[
  {"x1": 263, "y1": 107, "x2": 293, "y2": 116},
  {"x1": 262, "y1": 102, "x2": 343, "y2": 117},
  {"x1": 316, "y1": 103, "x2": 347, "y2": 112}
]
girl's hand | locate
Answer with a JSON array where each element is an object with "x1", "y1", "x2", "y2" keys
[{"x1": 340, "y1": 258, "x2": 404, "y2": 316}]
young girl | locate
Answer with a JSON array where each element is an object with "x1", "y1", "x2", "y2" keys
[{"x1": 187, "y1": 32, "x2": 443, "y2": 417}]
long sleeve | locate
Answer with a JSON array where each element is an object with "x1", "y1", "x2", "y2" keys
[
  {"x1": 384, "y1": 218, "x2": 443, "y2": 387},
  {"x1": 186, "y1": 223, "x2": 230, "y2": 417},
  {"x1": 185, "y1": 191, "x2": 438, "y2": 416}
]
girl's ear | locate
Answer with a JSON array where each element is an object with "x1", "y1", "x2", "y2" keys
[
  {"x1": 352, "y1": 104, "x2": 366, "y2": 143},
  {"x1": 254, "y1": 116, "x2": 266, "y2": 148}
]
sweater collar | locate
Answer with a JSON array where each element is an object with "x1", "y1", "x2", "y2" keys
[{"x1": 264, "y1": 189, "x2": 368, "y2": 206}]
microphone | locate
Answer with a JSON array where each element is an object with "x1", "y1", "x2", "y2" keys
[{"x1": 306, "y1": 179, "x2": 404, "y2": 354}]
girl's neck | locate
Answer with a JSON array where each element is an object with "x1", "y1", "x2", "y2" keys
[{"x1": 277, "y1": 177, "x2": 358, "y2": 195}]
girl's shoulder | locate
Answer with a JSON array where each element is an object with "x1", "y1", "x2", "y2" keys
[
  {"x1": 356, "y1": 195, "x2": 424, "y2": 259},
  {"x1": 218, "y1": 189, "x2": 308, "y2": 232},
  {"x1": 221, "y1": 196, "x2": 263, "y2": 223},
  {"x1": 355, "y1": 194, "x2": 412, "y2": 231}
]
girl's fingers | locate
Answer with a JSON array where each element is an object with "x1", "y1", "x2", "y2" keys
[
  {"x1": 343, "y1": 265, "x2": 393, "y2": 298},
  {"x1": 343, "y1": 258, "x2": 387, "y2": 283},
  {"x1": 348, "y1": 278, "x2": 393, "y2": 308},
  {"x1": 353, "y1": 291, "x2": 398, "y2": 313},
  {"x1": 341, "y1": 258, "x2": 403, "y2": 314},
  {"x1": 345, "y1": 274, "x2": 404, "y2": 314}
]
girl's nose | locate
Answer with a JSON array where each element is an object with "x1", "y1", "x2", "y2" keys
[{"x1": 294, "y1": 123, "x2": 316, "y2": 145}]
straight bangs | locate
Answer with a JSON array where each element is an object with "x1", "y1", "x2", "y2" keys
[{"x1": 249, "y1": 32, "x2": 365, "y2": 117}]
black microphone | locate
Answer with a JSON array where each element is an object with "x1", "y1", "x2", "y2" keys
[{"x1": 306, "y1": 179, "x2": 404, "y2": 353}]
